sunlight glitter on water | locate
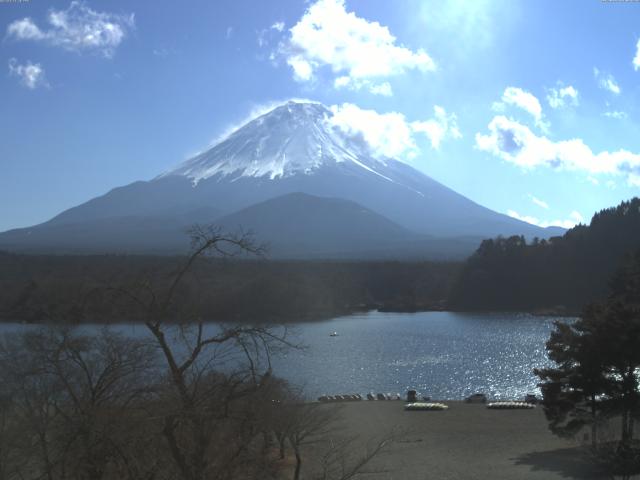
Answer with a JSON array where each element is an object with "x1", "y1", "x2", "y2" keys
[{"x1": 272, "y1": 311, "x2": 572, "y2": 400}]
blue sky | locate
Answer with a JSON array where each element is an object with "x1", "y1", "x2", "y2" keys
[{"x1": 1, "y1": 0, "x2": 640, "y2": 232}]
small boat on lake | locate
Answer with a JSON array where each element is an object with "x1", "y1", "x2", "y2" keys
[{"x1": 329, "y1": 331, "x2": 338, "y2": 337}]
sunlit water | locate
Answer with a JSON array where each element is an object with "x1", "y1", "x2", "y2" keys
[
  {"x1": 0, "y1": 311, "x2": 571, "y2": 401},
  {"x1": 270, "y1": 311, "x2": 570, "y2": 400}
]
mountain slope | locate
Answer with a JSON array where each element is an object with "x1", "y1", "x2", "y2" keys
[
  {"x1": 0, "y1": 101, "x2": 563, "y2": 256},
  {"x1": 217, "y1": 192, "x2": 414, "y2": 254},
  {"x1": 0, "y1": 207, "x2": 222, "y2": 254},
  {"x1": 215, "y1": 192, "x2": 479, "y2": 259}
]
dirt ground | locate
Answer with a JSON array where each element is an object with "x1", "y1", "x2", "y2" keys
[{"x1": 306, "y1": 401, "x2": 615, "y2": 480}]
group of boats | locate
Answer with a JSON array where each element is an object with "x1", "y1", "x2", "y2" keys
[
  {"x1": 317, "y1": 392, "x2": 403, "y2": 402},
  {"x1": 317, "y1": 391, "x2": 539, "y2": 407},
  {"x1": 406, "y1": 392, "x2": 539, "y2": 410},
  {"x1": 464, "y1": 392, "x2": 539, "y2": 405},
  {"x1": 405, "y1": 402, "x2": 448, "y2": 411},
  {"x1": 485, "y1": 401, "x2": 536, "y2": 409}
]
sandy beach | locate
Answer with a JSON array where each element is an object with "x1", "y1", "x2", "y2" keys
[{"x1": 315, "y1": 401, "x2": 607, "y2": 480}]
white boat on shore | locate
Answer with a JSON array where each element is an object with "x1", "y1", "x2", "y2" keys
[{"x1": 405, "y1": 402, "x2": 448, "y2": 411}]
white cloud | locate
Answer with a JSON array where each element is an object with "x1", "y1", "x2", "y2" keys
[
  {"x1": 287, "y1": 55, "x2": 314, "y2": 81},
  {"x1": 6, "y1": 1, "x2": 134, "y2": 57},
  {"x1": 594, "y1": 68, "x2": 621, "y2": 95},
  {"x1": 529, "y1": 195, "x2": 549, "y2": 209},
  {"x1": 6, "y1": 18, "x2": 45, "y2": 40},
  {"x1": 271, "y1": 21, "x2": 285, "y2": 32},
  {"x1": 368, "y1": 81, "x2": 392, "y2": 96},
  {"x1": 281, "y1": 0, "x2": 435, "y2": 95},
  {"x1": 502, "y1": 87, "x2": 542, "y2": 121},
  {"x1": 207, "y1": 99, "x2": 460, "y2": 164},
  {"x1": 507, "y1": 210, "x2": 584, "y2": 229},
  {"x1": 411, "y1": 106, "x2": 462, "y2": 150},
  {"x1": 604, "y1": 110, "x2": 628, "y2": 120},
  {"x1": 633, "y1": 39, "x2": 640, "y2": 71},
  {"x1": 493, "y1": 87, "x2": 547, "y2": 130},
  {"x1": 329, "y1": 104, "x2": 416, "y2": 158},
  {"x1": 546, "y1": 84, "x2": 579, "y2": 109},
  {"x1": 8, "y1": 58, "x2": 48, "y2": 89},
  {"x1": 333, "y1": 76, "x2": 393, "y2": 96},
  {"x1": 475, "y1": 115, "x2": 640, "y2": 186},
  {"x1": 226, "y1": 26, "x2": 233, "y2": 39},
  {"x1": 328, "y1": 103, "x2": 461, "y2": 157}
]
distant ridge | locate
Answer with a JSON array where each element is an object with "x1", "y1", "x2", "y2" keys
[{"x1": 215, "y1": 192, "x2": 482, "y2": 259}]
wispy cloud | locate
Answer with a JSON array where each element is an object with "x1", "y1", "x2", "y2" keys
[
  {"x1": 279, "y1": 0, "x2": 435, "y2": 95},
  {"x1": 546, "y1": 84, "x2": 579, "y2": 109},
  {"x1": 507, "y1": 210, "x2": 583, "y2": 229},
  {"x1": 604, "y1": 110, "x2": 628, "y2": 120},
  {"x1": 411, "y1": 106, "x2": 462, "y2": 150},
  {"x1": 587, "y1": 176, "x2": 599, "y2": 186},
  {"x1": 6, "y1": 1, "x2": 134, "y2": 58},
  {"x1": 271, "y1": 21, "x2": 285, "y2": 32},
  {"x1": 594, "y1": 67, "x2": 621, "y2": 95},
  {"x1": 492, "y1": 87, "x2": 547, "y2": 130},
  {"x1": 529, "y1": 194, "x2": 549, "y2": 209},
  {"x1": 8, "y1": 58, "x2": 48, "y2": 89},
  {"x1": 633, "y1": 39, "x2": 640, "y2": 71},
  {"x1": 152, "y1": 47, "x2": 175, "y2": 57},
  {"x1": 476, "y1": 115, "x2": 640, "y2": 186},
  {"x1": 257, "y1": 21, "x2": 285, "y2": 48}
]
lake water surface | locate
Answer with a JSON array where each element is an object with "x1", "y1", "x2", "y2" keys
[
  {"x1": 271, "y1": 311, "x2": 569, "y2": 400},
  {"x1": 0, "y1": 311, "x2": 571, "y2": 401}
]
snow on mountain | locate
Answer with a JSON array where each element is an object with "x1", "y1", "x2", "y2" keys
[
  {"x1": 160, "y1": 101, "x2": 395, "y2": 184},
  {"x1": 0, "y1": 100, "x2": 566, "y2": 257}
]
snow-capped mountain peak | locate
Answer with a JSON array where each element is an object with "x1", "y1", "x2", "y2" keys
[
  {"x1": 0, "y1": 100, "x2": 562, "y2": 255},
  {"x1": 161, "y1": 101, "x2": 389, "y2": 183}
]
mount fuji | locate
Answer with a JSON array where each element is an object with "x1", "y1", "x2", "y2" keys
[{"x1": 0, "y1": 101, "x2": 563, "y2": 258}]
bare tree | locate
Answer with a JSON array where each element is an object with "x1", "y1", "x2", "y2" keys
[
  {"x1": 0, "y1": 327, "x2": 158, "y2": 480},
  {"x1": 106, "y1": 226, "x2": 297, "y2": 480},
  {"x1": 0, "y1": 225, "x2": 395, "y2": 480},
  {"x1": 282, "y1": 401, "x2": 337, "y2": 480}
]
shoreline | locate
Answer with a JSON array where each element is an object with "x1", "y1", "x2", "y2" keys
[{"x1": 0, "y1": 306, "x2": 579, "y2": 325}]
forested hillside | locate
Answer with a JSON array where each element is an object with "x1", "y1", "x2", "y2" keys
[
  {"x1": 449, "y1": 198, "x2": 640, "y2": 313},
  {"x1": 0, "y1": 253, "x2": 459, "y2": 323}
]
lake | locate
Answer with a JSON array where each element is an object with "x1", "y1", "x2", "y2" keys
[
  {"x1": 270, "y1": 311, "x2": 568, "y2": 400},
  {"x1": 0, "y1": 311, "x2": 570, "y2": 401}
]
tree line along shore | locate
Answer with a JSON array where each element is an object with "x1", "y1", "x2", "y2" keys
[{"x1": 1, "y1": 198, "x2": 640, "y2": 323}]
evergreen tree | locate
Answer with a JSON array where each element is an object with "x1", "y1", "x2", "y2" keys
[
  {"x1": 450, "y1": 197, "x2": 640, "y2": 312},
  {"x1": 536, "y1": 251, "x2": 640, "y2": 475}
]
